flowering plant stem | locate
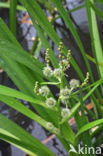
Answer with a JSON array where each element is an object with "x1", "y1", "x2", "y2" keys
[{"x1": 57, "y1": 71, "x2": 64, "y2": 135}]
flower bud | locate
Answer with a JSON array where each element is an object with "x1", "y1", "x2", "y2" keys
[
  {"x1": 34, "y1": 81, "x2": 39, "y2": 95},
  {"x1": 45, "y1": 48, "x2": 50, "y2": 66},
  {"x1": 81, "y1": 72, "x2": 89, "y2": 87},
  {"x1": 46, "y1": 97, "x2": 56, "y2": 108},
  {"x1": 61, "y1": 108, "x2": 70, "y2": 118},
  {"x1": 69, "y1": 79, "x2": 80, "y2": 88},
  {"x1": 43, "y1": 66, "x2": 53, "y2": 77},
  {"x1": 39, "y1": 86, "x2": 49, "y2": 96}
]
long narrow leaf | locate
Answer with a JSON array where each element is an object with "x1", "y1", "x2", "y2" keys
[
  {"x1": 0, "y1": 95, "x2": 48, "y2": 128},
  {"x1": 76, "y1": 118, "x2": 103, "y2": 138},
  {"x1": 85, "y1": 0, "x2": 103, "y2": 78},
  {"x1": 0, "y1": 114, "x2": 56, "y2": 156},
  {"x1": 0, "y1": 85, "x2": 51, "y2": 108},
  {"x1": 9, "y1": 0, "x2": 18, "y2": 36}
]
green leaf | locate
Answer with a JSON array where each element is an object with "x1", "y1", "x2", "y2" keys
[
  {"x1": 0, "y1": 41, "x2": 44, "y2": 76},
  {"x1": 0, "y1": 95, "x2": 48, "y2": 128},
  {"x1": 94, "y1": 0, "x2": 103, "y2": 8},
  {"x1": 0, "y1": 94, "x2": 59, "y2": 134},
  {"x1": 76, "y1": 118, "x2": 103, "y2": 138},
  {"x1": 9, "y1": 0, "x2": 18, "y2": 36},
  {"x1": 0, "y1": 52, "x2": 59, "y2": 125},
  {"x1": 0, "y1": 19, "x2": 59, "y2": 127},
  {"x1": 0, "y1": 18, "x2": 20, "y2": 46},
  {"x1": 85, "y1": 0, "x2": 103, "y2": 79},
  {"x1": 90, "y1": 2, "x2": 103, "y2": 21},
  {"x1": 0, "y1": 85, "x2": 50, "y2": 108},
  {"x1": 0, "y1": 114, "x2": 56, "y2": 156}
]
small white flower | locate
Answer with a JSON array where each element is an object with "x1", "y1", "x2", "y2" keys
[
  {"x1": 39, "y1": 86, "x2": 49, "y2": 96},
  {"x1": 46, "y1": 97, "x2": 56, "y2": 108},
  {"x1": 46, "y1": 122, "x2": 54, "y2": 130},
  {"x1": 69, "y1": 79, "x2": 80, "y2": 88},
  {"x1": 53, "y1": 68, "x2": 62, "y2": 80},
  {"x1": 60, "y1": 87, "x2": 71, "y2": 100},
  {"x1": 43, "y1": 66, "x2": 53, "y2": 77},
  {"x1": 61, "y1": 108, "x2": 70, "y2": 118}
]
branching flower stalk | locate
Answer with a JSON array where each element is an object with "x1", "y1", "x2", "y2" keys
[{"x1": 34, "y1": 42, "x2": 92, "y2": 144}]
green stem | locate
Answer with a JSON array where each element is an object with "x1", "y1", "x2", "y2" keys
[
  {"x1": 30, "y1": 36, "x2": 39, "y2": 55},
  {"x1": 57, "y1": 71, "x2": 64, "y2": 126},
  {"x1": 34, "y1": 41, "x2": 42, "y2": 58}
]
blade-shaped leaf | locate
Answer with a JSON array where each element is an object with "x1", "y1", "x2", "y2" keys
[
  {"x1": 0, "y1": 85, "x2": 52, "y2": 108},
  {"x1": 76, "y1": 118, "x2": 103, "y2": 138},
  {"x1": 85, "y1": 0, "x2": 103, "y2": 78},
  {"x1": 0, "y1": 114, "x2": 56, "y2": 156}
]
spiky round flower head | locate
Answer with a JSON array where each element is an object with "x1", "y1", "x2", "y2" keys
[
  {"x1": 39, "y1": 86, "x2": 50, "y2": 97},
  {"x1": 60, "y1": 87, "x2": 71, "y2": 101},
  {"x1": 69, "y1": 79, "x2": 80, "y2": 88},
  {"x1": 46, "y1": 122, "x2": 54, "y2": 130},
  {"x1": 53, "y1": 68, "x2": 62, "y2": 80},
  {"x1": 46, "y1": 97, "x2": 56, "y2": 108},
  {"x1": 53, "y1": 128, "x2": 59, "y2": 135},
  {"x1": 61, "y1": 108, "x2": 70, "y2": 118},
  {"x1": 43, "y1": 66, "x2": 53, "y2": 77}
]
